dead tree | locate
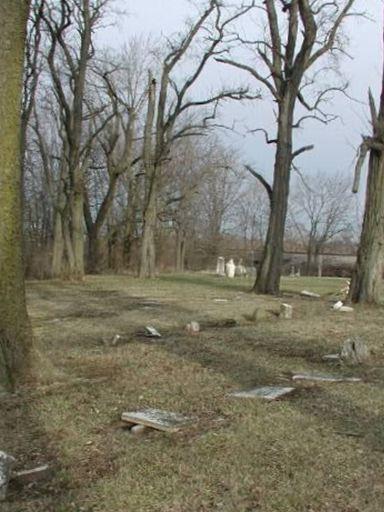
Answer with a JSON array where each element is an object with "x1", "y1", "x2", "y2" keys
[
  {"x1": 218, "y1": 0, "x2": 356, "y2": 294},
  {"x1": 349, "y1": 16, "x2": 384, "y2": 303},
  {"x1": 139, "y1": 0, "x2": 256, "y2": 277}
]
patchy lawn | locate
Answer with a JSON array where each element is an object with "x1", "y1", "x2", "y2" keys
[{"x1": 1, "y1": 273, "x2": 384, "y2": 512}]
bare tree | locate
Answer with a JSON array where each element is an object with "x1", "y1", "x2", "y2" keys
[
  {"x1": 138, "y1": 0, "x2": 256, "y2": 277},
  {"x1": 289, "y1": 172, "x2": 355, "y2": 275},
  {"x1": 0, "y1": 0, "x2": 32, "y2": 390},
  {"x1": 349, "y1": 13, "x2": 384, "y2": 304},
  {"x1": 218, "y1": 0, "x2": 356, "y2": 294}
]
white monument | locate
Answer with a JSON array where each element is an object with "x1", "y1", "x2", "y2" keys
[
  {"x1": 216, "y1": 257, "x2": 225, "y2": 277},
  {"x1": 225, "y1": 258, "x2": 236, "y2": 278}
]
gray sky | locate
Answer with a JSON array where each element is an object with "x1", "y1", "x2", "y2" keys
[{"x1": 99, "y1": 0, "x2": 383, "y2": 185}]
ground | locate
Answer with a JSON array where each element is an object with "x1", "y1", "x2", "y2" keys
[{"x1": 1, "y1": 273, "x2": 384, "y2": 512}]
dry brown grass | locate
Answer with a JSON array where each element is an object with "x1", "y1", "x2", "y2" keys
[{"x1": 1, "y1": 273, "x2": 384, "y2": 512}]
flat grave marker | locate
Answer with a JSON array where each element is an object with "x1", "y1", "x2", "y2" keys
[
  {"x1": 121, "y1": 408, "x2": 191, "y2": 433},
  {"x1": 229, "y1": 386, "x2": 295, "y2": 400},
  {"x1": 292, "y1": 372, "x2": 361, "y2": 383}
]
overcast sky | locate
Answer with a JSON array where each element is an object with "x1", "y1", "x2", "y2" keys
[{"x1": 99, "y1": 1, "x2": 383, "y2": 186}]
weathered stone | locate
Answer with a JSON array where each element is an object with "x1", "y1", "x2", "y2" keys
[
  {"x1": 280, "y1": 303, "x2": 293, "y2": 319},
  {"x1": 340, "y1": 337, "x2": 370, "y2": 365},
  {"x1": 339, "y1": 306, "x2": 354, "y2": 313},
  {"x1": 322, "y1": 354, "x2": 340, "y2": 361},
  {"x1": 12, "y1": 465, "x2": 51, "y2": 485},
  {"x1": 0, "y1": 451, "x2": 15, "y2": 501},
  {"x1": 216, "y1": 257, "x2": 226, "y2": 277},
  {"x1": 130, "y1": 424, "x2": 148, "y2": 435},
  {"x1": 292, "y1": 372, "x2": 361, "y2": 383},
  {"x1": 121, "y1": 409, "x2": 190, "y2": 433},
  {"x1": 186, "y1": 321, "x2": 200, "y2": 334},
  {"x1": 145, "y1": 326, "x2": 161, "y2": 338},
  {"x1": 332, "y1": 301, "x2": 343, "y2": 310},
  {"x1": 229, "y1": 386, "x2": 295, "y2": 400},
  {"x1": 225, "y1": 259, "x2": 236, "y2": 278},
  {"x1": 300, "y1": 290, "x2": 321, "y2": 299}
]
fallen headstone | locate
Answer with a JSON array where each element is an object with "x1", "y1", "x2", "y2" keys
[
  {"x1": 322, "y1": 354, "x2": 340, "y2": 362},
  {"x1": 332, "y1": 301, "x2": 344, "y2": 311},
  {"x1": 292, "y1": 372, "x2": 361, "y2": 383},
  {"x1": 301, "y1": 290, "x2": 321, "y2": 299},
  {"x1": 229, "y1": 386, "x2": 295, "y2": 400},
  {"x1": 339, "y1": 306, "x2": 354, "y2": 313},
  {"x1": 280, "y1": 303, "x2": 293, "y2": 319},
  {"x1": 186, "y1": 321, "x2": 200, "y2": 334},
  {"x1": 213, "y1": 299, "x2": 228, "y2": 303},
  {"x1": 340, "y1": 336, "x2": 370, "y2": 365},
  {"x1": 145, "y1": 326, "x2": 162, "y2": 338},
  {"x1": 0, "y1": 451, "x2": 15, "y2": 501},
  {"x1": 12, "y1": 465, "x2": 51, "y2": 485},
  {"x1": 121, "y1": 409, "x2": 190, "y2": 433}
]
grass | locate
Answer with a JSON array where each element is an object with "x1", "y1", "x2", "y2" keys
[{"x1": 1, "y1": 273, "x2": 384, "y2": 511}]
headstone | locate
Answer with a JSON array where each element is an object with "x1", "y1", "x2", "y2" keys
[
  {"x1": 340, "y1": 336, "x2": 370, "y2": 365},
  {"x1": 216, "y1": 257, "x2": 225, "y2": 277},
  {"x1": 339, "y1": 306, "x2": 354, "y2": 313},
  {"x1": 289, "y1": 265, "x2": 295, "y2": 277},
  {"x1": 292, "y1": 372, "x2": 361, "y2": 383},
  {"x1": 0, "y1": 451, "x2": 15, "y2": 501},
  {"x1": 322, "y1": 354, "x2": 340, "y2": 361},
  {"x1": 280, "y1": 303, "x2": 293, "y2": 319},
  {"x1": 300, "y1": 290, "x2": 320, "y2": 299},
  {"x1": 235, "y1": 259, "x2": 247, "y2": 277},
  {"x1": 145, "y1": 326, "x2": 161, "y2": 338},
  {"x1": 225, "y1": 259, "x2": 236, "y2": 278},
  {"x1": 333, "y1": 301, "x2": 343, "y2": 311},
  {"x1": 229, "y1": 386, "x2": 295, "y2": 400},
  {"x1": 121, "y1": 409, "x2": 190, "y2": 433},
  {"x1": 186, "y1": 321, "x2": 200, "y2": 334}
]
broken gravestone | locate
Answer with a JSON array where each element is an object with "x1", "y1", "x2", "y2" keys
[
  {"x1": 292, "y1": 372, "x2": 361, "y2": 383},
  {"x1": 121, "y1": 409, "x2": 191, "y2": 433},
  {"x1": 145, "y1": 326, "x2": 162, "y2": 338},
  {"x1": 301, "y1": 290, "x2": 321, "y2": 299},
  {"x1": 280, "y1": 303, "x2": 293, "y2": 319},
  {"x1": 229, "y1": 386, "x2": 295, "y2": 400},
  {"x1": 340, "y1": 336, "x2": 370, "y2": 365},
  {"x1": 186, "y1": 321, "x2": 200, "y2": 335},
  {"x1": 333, "y1": 301, "x2": 354, "y2": 313},
  {"x1": 0, "y1": 451, "x2": 15, "y2": 501}
]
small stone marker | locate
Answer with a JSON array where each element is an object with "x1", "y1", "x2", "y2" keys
[
  {"x1": 292, "y1": 372, "x2": 361, "y2": 383},
  {"x1": 339, "y1": 306, "x2": 354, "y2": 313},
  {"x1": 213, "y1": 299, "x2": 228, "y2": 303},
  {"x1": 280, "y1": 303, "x2": 293, "y2": 319},
  {"x1": 229, "y1": 386, "x2": 295, "y2": 400},
  {"x1": 130, "y1": 424, "x2": 148, "y2": 435},
  {"x1": 121, "y1": 409, "x2": 190, "y2": 433},
  {"x1": 12, "y1": 465, "x2": 51, "y2": 485},
  {"x1": 301, "y1": 290, "x2": 321, "y2": 299},
  {"x1": 186, "y1": 321, "x2": 200, "y2": 334},
  {"x1": 333, "y1": 301, "x2": 344, "y2": 311},
  {"x1": 340, "y1": 336, "x2": 370, "y2": 365},
  {"x1": 0, "y1": 451, "x2": 15, "y2": 501},
  {"x1": 145, "y1": 326, "x2": 161, "y2": 338},
  {"x1": 322, "y1": 354, "x2": 340, "y2": 361}
]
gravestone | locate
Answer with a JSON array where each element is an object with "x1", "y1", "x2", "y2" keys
[
  {"x1": 0, "y1": 451, "x2": 15, "y2": 501},
  {"x1": 225, "y1": 259, "x2": 236, "y2": 278},
  {"x1": 292, "y1": 372, "x2": 361, "y2": 383},
  {"x1": 301, "y1": 290, "x2": 320, "y2": 299},
  {"x1": 280, "y1": 303, "x2": 293, "y2": 319},
  {"x1": 216, "y1": 257, "x2": 225, "y2": 277},
  {"x1": 229, "y1": 386, "x2": 295, "y2": 400},
  {"x1": 121, "y1": 409, "x2": 191, "y2": 433}
]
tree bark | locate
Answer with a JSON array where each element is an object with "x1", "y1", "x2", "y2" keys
[
  {"x1": 349, "y1": 150, "x2": 384, "y2": 303},
  {"x1": 254, "y1": 101, "x2": 294, "y2": 294},
  {"x1": 0, "y1": 0, "x2": 32, "y2": 391}
]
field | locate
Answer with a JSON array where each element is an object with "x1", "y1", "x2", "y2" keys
[{"x1": 1, "y1": 273, "x2": 384, "y2": 512}]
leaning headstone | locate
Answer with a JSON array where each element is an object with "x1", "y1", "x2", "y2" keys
[
  {"x1": 216, "y1": 257, "x2": 225, "y2": 277},
  {"x1": 340, "y1": 336, "x2": 370, "y2": 365},
  {"x1": 0, "y1": 451, "x2": 15, "y2": 501},
  {"x1": 121, "y1": 409, "x2": 191, "y2": 433},
  {"x1": 301, "y1": 290, "x2": 321, "y2": 299},
  {"x1": 229, "y1": 386, "x2": 295, "y2": 400},
  {"x1": 280, "y1": 303, "x2": 293, "y2": 319},
  {"x1": 292, "y1": 372, "x2": 361, "y2": 383},
  {"x1": 225, "y1": 259, "x2": 236, "y2": 278}
]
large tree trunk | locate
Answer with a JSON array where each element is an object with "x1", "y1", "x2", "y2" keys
[
  {"x1": 349, "y1": 150, "x2": 384, "y2": 303},
  {"x1": 139, "y1": 181, "x2": 157, "y2": 278},
  {"x1": 0, "y1": 0, "x2": 32, "y2": 391},
  {"x1": 51, "y1": 211, "x2": 64, "y2": 278},
  {"x1": 175, "y1": 229, "x2": 186, "y2": 272},
  {"x1": 70, "y1": 178, "x2": 85, "y2": 279},
  {"x1": 254, "y1": 102, "x2": 294, "y2": 294}
]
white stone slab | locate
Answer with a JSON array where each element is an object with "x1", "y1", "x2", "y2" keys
[
  {"x1": 339, "y1": 306, "x2": 354, "y2": 313},
  {"x1": 229, "y1": 386, "x2": 295, "y2": 400},
  {"x1": 145, "y1": 326, "x2": 161, "y2": 338},
  {"x1": 333, "y1": 301, "x2": 344, "y2": 310},
  {"x1": 121, "y1": 409, "x2": 190, "y2": 432},
  {"x1": 322, "y1": 354, "x2": 341, "y2": 361},
  {"x1": 301, "y1": 290, "x2": 321, "y2": 299},
  {"x1": 213, "y1": 299, "x2": 228, "y2": 303},
  {"x1": 292, "y1": 372, "x2": 361, "y2": 383}
]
